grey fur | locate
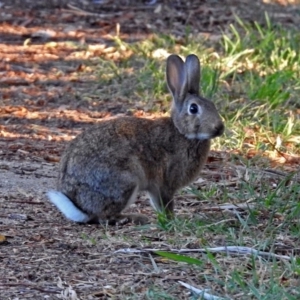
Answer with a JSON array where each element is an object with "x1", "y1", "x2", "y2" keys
[{"x1": 48, "y1": 54, "x2": 224, "y2": 225}]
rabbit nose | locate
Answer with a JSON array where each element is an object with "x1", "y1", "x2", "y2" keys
[{"x1": 213, "y1": 122, "x2": 225, "y2": 137}]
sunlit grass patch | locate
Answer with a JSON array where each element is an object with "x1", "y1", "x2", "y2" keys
[
  {"x1": 217, "y1": 15, "x2": 300, "y2": 156},
  {"x1": 222, "y1": 14, "x2": 300, "y2": 73}
]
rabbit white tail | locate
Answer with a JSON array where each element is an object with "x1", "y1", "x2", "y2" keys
[{"x1": 47, "y1": 190, "x2": 91, "y2": 223}]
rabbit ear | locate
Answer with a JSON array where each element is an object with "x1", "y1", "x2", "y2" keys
[
  {"x1": 166, "y1": 55, "x2": 188, "y2": 106},
  {"x1": 185, "y1": 54, "x2": 200, "y2": 96}
]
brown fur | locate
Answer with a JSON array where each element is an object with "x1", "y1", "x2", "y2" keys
[{"x1": 49, "y1": 54, "x2": 224, "y2": 224}]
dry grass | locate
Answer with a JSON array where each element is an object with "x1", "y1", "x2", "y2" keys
[{"x1": 0, "y1": 1, "x2": 300, "y2": 299}]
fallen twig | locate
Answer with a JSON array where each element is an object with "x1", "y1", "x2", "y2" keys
[
  {"x1": 202, "y1": 203, "x2": 255, "y2": 212},
  {"x1": 64, "y1": 4, "x2": 122, "y2": 18},
  {"x1": 0, "y1": 282, "x2": 59, "y2": 294},
  {"x1": 179, "y1": 281, "x2": 227, "y2": 300},
  {"x1": 7, "y1": 201, "x2": 43, "y2": 205},
  {"x1": 115, "y1": 246, "x2": 292, "y2": 261}
]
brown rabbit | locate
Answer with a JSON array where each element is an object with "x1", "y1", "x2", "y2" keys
[{"x1": 47, "y1": 54, "x2": 224, "y2": 225}]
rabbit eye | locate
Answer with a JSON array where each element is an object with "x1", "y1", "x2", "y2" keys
[{"x1": 189, "y1": 103, "x2": 199, "y2": 114}]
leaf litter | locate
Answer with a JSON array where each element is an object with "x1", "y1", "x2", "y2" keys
[{"x1": 0, "y1": 0, "x2": 300, "y2": 299}]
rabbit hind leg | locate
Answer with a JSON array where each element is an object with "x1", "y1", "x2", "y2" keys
[{"x1": 97, "y1": 184, "x2": 148, "y2": 225}]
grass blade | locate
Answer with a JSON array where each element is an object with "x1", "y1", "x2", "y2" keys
[{"x1": 154, "y1": 251, "x2": 203, "y2": 266}]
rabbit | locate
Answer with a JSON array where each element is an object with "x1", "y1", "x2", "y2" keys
[{"x1": 47, "y1": 54, "x2": 224, "y2": 225}]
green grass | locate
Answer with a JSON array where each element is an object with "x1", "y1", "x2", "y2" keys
[{"x1": 81, "y1": 13, "x2": 300, "y2": 300}]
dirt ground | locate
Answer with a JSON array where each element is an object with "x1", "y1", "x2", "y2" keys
[{"x1": 1, "y1": 1, "x2": 300, "y2": 299}]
